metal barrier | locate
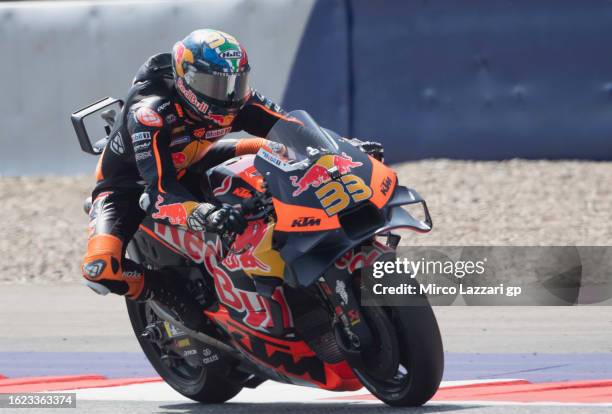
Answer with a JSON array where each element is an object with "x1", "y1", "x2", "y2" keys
[{"x1": 284, "y1": 0, "x2": 612, "y2": 163}]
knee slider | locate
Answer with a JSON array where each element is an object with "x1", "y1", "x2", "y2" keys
[{"x1": 83, "y1": 280, "x2": 111, "y2": 295}]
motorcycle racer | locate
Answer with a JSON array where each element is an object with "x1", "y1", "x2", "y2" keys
[{"x1": 81, "y1": 29, "x2": 383, "y2": 329}]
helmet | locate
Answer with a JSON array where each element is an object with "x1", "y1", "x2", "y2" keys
[{"x1": 172, "y1": 29, "x2": 251, "y2": 123}]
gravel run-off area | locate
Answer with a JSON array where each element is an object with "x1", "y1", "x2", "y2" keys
[{"x1": 0, "y1": 160, "x2": 610, "y2": 284}]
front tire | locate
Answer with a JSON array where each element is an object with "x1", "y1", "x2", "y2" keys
[
  {"x1": 126, "y1": 299, "x2": 244, "y2": 403},
  {"x1": 353, "y1": 304, "x2": 444, "y2": 406}
]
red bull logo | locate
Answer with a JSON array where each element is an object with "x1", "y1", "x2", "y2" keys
[
  {"x1": 289, "y1": 153, "x2": 362, "y2": 196},
  {"x1": 176, "y1": 78, "x2": 209, "y2": 114},
  {"x1": 206, "y1": 113, "x2": 235, "y2": 127},
  {"x1": 151, "y1": 195, "x2": 187, "y2": 226},
  {"x1": 223, "y1": 220, "x2": 271, "y2": 273},
  {"x1": 171, "y1": 152, "x2": 186, "y2": 166},
  {"x1": 173, "y1": 42, "x2": 194, "y2": 77}
]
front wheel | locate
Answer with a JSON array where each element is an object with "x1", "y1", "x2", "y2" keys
[
  {"x1": 352, "y1": 304, "x2": 444, "y2": 407},
  {"x1": 126, "y1": 299, "x2": 244, "y2": 403}
]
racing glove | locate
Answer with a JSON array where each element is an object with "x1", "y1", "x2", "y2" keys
[
  {"x1": 347, "y1": 138, "x2": 384, "y2": 162},
  {"x1": 187, "y1": 203, "x2": 247, "y2": 235}
]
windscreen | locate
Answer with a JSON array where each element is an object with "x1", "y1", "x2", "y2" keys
[{"x1": 265, "y1": 110, "x2": 340, "y2": 163}]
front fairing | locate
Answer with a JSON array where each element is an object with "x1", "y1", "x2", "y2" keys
[
  {"x1": 274, "y1": 185, "x2": 432, "y2": 288},
  {"x1": 253, "y1": 111, "x2": 432, "y2": 288},
  {"x1": 255, "y1": 137, "x2": 372, "y2": 213}
]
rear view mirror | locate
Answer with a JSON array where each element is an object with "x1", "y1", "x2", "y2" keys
[{"x1": 71, "y1": 97, "x2": 123, "y2": 155}]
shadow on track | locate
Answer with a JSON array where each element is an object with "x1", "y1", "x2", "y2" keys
[{"x1": 157, "y1": 402, "x2": 476, "y2": 413}]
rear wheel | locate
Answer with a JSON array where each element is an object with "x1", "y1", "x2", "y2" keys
[
  {"x1": 352, "y1": 304, "x2": 444, "y2": 407},
  {"x1": 126, "y1": 299, "x2": 244, "y2": 403}
]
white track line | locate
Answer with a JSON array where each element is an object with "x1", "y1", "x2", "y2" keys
[{"x1": 62, "y1": 379, "x2": 521, "y2": 403}]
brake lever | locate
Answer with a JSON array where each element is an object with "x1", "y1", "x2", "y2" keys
[
  {"x1": 218, "y1": 184, "x2": 276, "y2": 256},
  {"x1": 240, "y1": 188, "x2": 273, "y2": 221},
  {"x1": 221, "y1": 229, "x2": 255, "y2": 256},
  {"x1": 219, "y1": 231, "x2": 237, "y2": 256}
]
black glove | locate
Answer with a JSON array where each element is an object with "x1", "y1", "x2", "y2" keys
[
  {"x1": 347, "y1": 138, "x2": 384, "y2": 162},
  {"x1": 187, "y1": 203, "x2": 247, "y2": 234},
  {"x1": 208, "y1": 205, "x2": 248, "y2": 234}
]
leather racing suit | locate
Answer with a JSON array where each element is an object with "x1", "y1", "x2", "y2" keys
[{"x1": 82, "y1": 54, "x2": 289, "y2": 300}]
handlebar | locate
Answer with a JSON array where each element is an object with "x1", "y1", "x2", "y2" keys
[{"x1": 238, "y1": 188, "x2": 274, "y2": 221}]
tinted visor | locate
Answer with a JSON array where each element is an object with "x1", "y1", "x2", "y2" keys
[{"x1": 185, "y1": 71, "x2": 250, "y2": 108}]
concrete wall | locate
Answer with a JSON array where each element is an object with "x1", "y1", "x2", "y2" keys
[
  {"x1": 0, "y1": 0, "x2": 315, "y2": 174},
  {"x1": 2, "y1": 0, "x2": 611, "y2": 174}
]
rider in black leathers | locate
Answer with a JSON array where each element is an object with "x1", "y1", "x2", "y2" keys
[{"x1": 81, "y1": 29, "x2": 382, "y2": 329}]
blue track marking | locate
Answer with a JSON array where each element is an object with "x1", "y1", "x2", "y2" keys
[
  {"x1": 444, "y1": 353, "x2": 612, "y2": 382},
  {"x1": 1, "y1": 352, "x2": 611, "y2": 382}
]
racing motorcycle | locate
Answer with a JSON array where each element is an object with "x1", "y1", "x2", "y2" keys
[{"x1": 72, "y1": 101, "x2": 443, "y2": 407}]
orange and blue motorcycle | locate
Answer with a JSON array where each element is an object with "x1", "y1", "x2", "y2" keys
[{"x1": 74, "y1": 104, "x2": 443, "y2": 406}]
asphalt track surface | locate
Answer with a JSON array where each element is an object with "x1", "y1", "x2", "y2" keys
[
  {"x1": 1, "y1": 284, "x2": 611, "y2": 413},
  {"x1": 7, "y1": 402, "x2": 608, "y2": 414}
]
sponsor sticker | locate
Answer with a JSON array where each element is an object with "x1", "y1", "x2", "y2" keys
[
  {"x1": 122, "y1": 270, "x2": 142, "y2": 279},
  {"x1": 170, "y1": 135, "x2": 190, "y2": 147},
  {"x1": 233, "y1": 187, "x2": 251, "y2": 198},
  {"x1": 131, "y1": 131, "x2": 151, "y2": 143},
  {"x1": 206, "y1": 113, "x2": 235, "y2": 127},
  {"x1": 219, "y1": 49, "x2": 242, "y2": 59},
  {"x1": 205, "y1": 127, "x2": 231, "y2": 139},
  {"x1": 133, "y1": 142, "x2": 150, "y2": 152},
  {"x1": 257, "y1": 148, "x2": 298, "y2": 172},
  {"x1": 151, "y1": 195, "x2": 188, "y2": 225},
  {"x1": 176, "y1": 78, "x2": 209, "y2": 113},
  {"x1": 135, "y1": 150, "x2": 152, "y2": 161},
  {"x1": 193, "y1": 128, "x2": 205, "y2": 139},
  {"x1": 109, "y1": 133, "x2": 124, "y2": 155},
  {"x1": 203, "y1": 353, "x2": 220, "y2": 364},
  {"x1": 380, "y1": 176, "x2": 393, "y2": 196},
  {"x1": 289, "y1": 153, "x2": 363, "y2": 196},
  {"x1": 163, "y1": 321, "x2": 185, "y2": 337},
  {"x1": 172, "y1": 152, "x2": 187, "y2": 165},
  {"x1": 157, "y1": 101, "x2": 171, "y2": 112},
  {"x1": 291, "y1": 216, "x2": 321, "y2": 227},
  {"x1": 135, "y1": 107, "x2": 163, "y2": 127}
]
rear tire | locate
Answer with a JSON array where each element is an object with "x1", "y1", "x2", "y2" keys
[
  {"x1": 353, "y1": 304, "x2": 444, "y2": 407},
  {"x1": 126, "y1": 299, "x2": 244, "y2": 403}
]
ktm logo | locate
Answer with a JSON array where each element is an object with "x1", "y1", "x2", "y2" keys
[
  {"x1": 291, "y1": 217, "x2": 321, "y2": 227},
  {"x1": 380, "y1": 176, "x2": 393, "y2": 196},
  {"x1": 233, "y1": 187, "x2": 251, "y2": 198}
]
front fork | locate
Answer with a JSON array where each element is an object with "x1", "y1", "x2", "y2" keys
[
  {"x1": 317, "y1": 268, "x2": 373, "y2": 367},
  {"x1": 316, "y1": 234, "x2": 400, "y2": 364}
]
